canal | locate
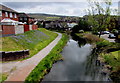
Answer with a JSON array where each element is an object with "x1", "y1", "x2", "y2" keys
[{"x1": 42, "y1": 34, "x2": 110, "y2": 81}]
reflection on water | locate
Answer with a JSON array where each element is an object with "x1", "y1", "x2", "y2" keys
[{"x1": 42, "y1": 34, "x2": 109, "y2": 81}]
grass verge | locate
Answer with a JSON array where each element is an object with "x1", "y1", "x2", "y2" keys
[
  {"x1": 1, "y1": 28, "x2": 58, "y2": 60},
  {"x1": 25, "y1": 33, "x2": 69, "y2": 82},
  {"x1": 0, "y1": 73, "x2": 9, "y2": 83}
]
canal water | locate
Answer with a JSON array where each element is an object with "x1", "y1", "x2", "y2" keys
[{"x1": 42, "y1": 35, "x2": 110, "y2": 81}]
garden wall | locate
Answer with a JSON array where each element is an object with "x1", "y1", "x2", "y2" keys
[
  {"x1": 15, "y1": 25, "x2": 24, "y2": 34},
  {"x1": 1, "y1": 50, "x2": 29, "y2": 61}
]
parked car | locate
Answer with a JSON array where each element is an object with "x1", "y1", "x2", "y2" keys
[
  {"x1": 109, "y1": 33, "x2": 116, "y2": 38},
  {"x1": 102, "y1": 31, "x2": 110, "y2": 34},
  {"x1": 97, "y1": 31, "x2": 109, "y2": 35}
]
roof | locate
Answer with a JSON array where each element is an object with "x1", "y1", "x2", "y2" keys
[
  {"x1": 1, "y1": 18, "x2": 17, "y2": 22},
  {"x1": 1, "y1": 18, "x2": 24, "y2": 25},
  {"x1": 18, "y1": 13, "x2": 30, "y2": 18},
  {"x1": 0, "y1": 4, "x2": 17, "y2": 13}
]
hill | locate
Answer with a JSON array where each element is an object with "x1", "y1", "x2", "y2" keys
[{"x1": 27, "y1": 13, "x2": 79, "y2": 20}]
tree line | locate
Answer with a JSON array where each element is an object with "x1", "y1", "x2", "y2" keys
[{"x1": 72, "y1": 0, "x2": 119, "y2": 37}]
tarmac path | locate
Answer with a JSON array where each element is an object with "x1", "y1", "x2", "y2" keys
[{"x1": 1, "y1": 32, "x2": 62, "y2": 81}]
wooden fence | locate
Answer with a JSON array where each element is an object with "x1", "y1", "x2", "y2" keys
[{"x1": 0, "y1": 50, "x2": 29, "y2": 61}]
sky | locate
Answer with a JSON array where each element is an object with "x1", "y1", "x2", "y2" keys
[{"x1": 1, "y1": 0, "x2": 119, "y2": 17}]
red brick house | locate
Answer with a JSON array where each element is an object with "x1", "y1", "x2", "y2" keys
[
  {"x1": 18, "y1": 13, "x2": 30, "y2": 25},
  {"x1": 0, "y1": 4, "x2": 38, "y2": 37},
  {"x1": 0, "y1": 4, "x2": 18, "y2": 22},
  {"x1": 18, "y1": 13, "x2": 36, "y2": 25},
  {"x1": 0, "y1": 4, "x2": 25, "y2": 36},
  {"x1": 18, "y1": 13, "x2": 38, "y2": 32}
]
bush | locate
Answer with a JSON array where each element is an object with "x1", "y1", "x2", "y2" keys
[{"x1": 83, "y1": 33, "x2": 102, "y2": 43}]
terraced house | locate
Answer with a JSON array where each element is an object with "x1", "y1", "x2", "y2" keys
[{"x1": 0, "y1": 4, "x2": 38, "y2": 37}]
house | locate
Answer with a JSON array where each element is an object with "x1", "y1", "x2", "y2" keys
[
  {"x1": 0, "y1": 4, "x2": 24, "y2": 36},
  {"x1": 0, "y1": 4, "x2": 38, "y2": 37},
  {"x1": 18, "y1": 13, "x2": 38, "y2": 32},
  {"x1": 0, "y1": 4, "x2": 18, "y2": 22},
  {"x1": 29, "y1": 17, "x2": 35, "y2": 24},
  {"x1": 18, "y1": 13, "x2": 29, "y2": 25}
]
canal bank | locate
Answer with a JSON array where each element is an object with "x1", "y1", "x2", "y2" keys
[
  {"x1": 5, "y1": 32, "x2": 65, "y2": 82},
  {"x1": 42, "y1": 33, "x2": 110, "y2": 82},
  {"x1": 25, "y1": 33, "x2": 69, "y2": 82},
  {"x1": 75, "y1": 33, "x2": 120, "y2": 82}
]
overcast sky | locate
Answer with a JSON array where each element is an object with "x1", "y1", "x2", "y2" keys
[{"x1": 1, "y1": 0, "x2": 119, "y2": 17}]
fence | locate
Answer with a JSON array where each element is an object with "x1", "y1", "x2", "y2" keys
[
  {"x1": 32, "y1": 25, "x2": 38, "y2": 30},
  {"x1": 0, "y1": 50, "x2": 29, "y2": 61},
  {"x1": 24, "y1": 24, "x2": 29, "y2": 32}
]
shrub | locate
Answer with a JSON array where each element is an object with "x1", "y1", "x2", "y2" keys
[{"x1": 83, "y1": 33, "x2": 102, "y2": 43}]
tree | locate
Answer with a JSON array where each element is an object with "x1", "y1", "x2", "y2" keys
[
  {"x1": 71, "y1": 25, "x2": 80, "y2": 33},
  {"x1": 78, "y1": 19, "x2": 91, "y2": 31},
  {"x1": 71, "y1": 19, "x2": 90, "y2": 33},
  {"x1": 87, "y1": 0, "x2": 112, "y2": 37}
]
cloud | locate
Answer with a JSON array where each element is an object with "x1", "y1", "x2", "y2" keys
[
  {"x1": 1, "y1": 0, "x2": 120, "y2": 2},
  {"x1": 2, "y1": 2, "x2": 89, "y2": 16},
  {"x1": 1, "y1": 1, "x2": 118, "y2": 16}
]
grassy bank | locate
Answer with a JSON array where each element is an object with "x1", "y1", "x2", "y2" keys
[
  {"x1": 0, "y1": 28, "x2": 58, "y2": 82},
  {"x1": 0, "y1": 73, "x2": 9, "y2": 83},
  {"x1": 1, "y1": 28, "x2": 58, "y2": 59},
  {"x1": 25, "y1": 33, "x2": 69, "y2": 82},
  {"x1": 76, "y1": 33, "x2": 120, "y2": 82}
]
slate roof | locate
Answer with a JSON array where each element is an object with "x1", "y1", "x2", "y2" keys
[
  {"x1": 0, "y1": 4, "x2": 17, "y2": 13},
  {"x1": 18, "y1": 13, "x2": 29, "y2": 18}
]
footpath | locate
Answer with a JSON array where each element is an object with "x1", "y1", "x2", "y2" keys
[{"x1": 2, "y1": 32, "x2": 62, "y2": 81}]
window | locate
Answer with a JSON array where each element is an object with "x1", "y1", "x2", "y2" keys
[
  {"x1": 14, "y1": 13, "x2": 17, "y2": 18},
  {"x1": 20, "y1": 18, "x2": 23, "y2": 20},
  {"x1": 24, "y1": 18, "x2": 27, "y2": 21},
  {"x1": 5, "y1": 12, "x2": 8, "y2": 17},
  {"x1": 10, "y1": 13, "x2": 13, "y2": 18},
  {"x1": 0, "y1": 11, "x2": 2, "y2": 16}
]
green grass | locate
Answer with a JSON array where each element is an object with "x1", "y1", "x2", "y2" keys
[
  {"x1": 1, "y1": 28, "x2": 58, "y2": 59},
  {"x1": 0, "y1": 73, "x2": 9, "y2": 83},
  {"x1": 111, "y1": 51, "x2": 120, "y2": 60},
  {"x1": 25, "y1": 33, "x2": 69, "y2": 82},
  {"x1": 103, "y1": 50, "x2": 120, "y2": 71}
]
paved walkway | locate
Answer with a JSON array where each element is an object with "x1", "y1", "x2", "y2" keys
[{"x1": 2, "y1": 32, "x2": 62, "y2": 81}]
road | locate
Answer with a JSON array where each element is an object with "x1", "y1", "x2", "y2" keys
[
  {"x1": 101, "y1": 34, "x2": 115, "y2": 42},
  {"x1": 1, "y1": 32, "x2": 62, "y2": 81}
]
